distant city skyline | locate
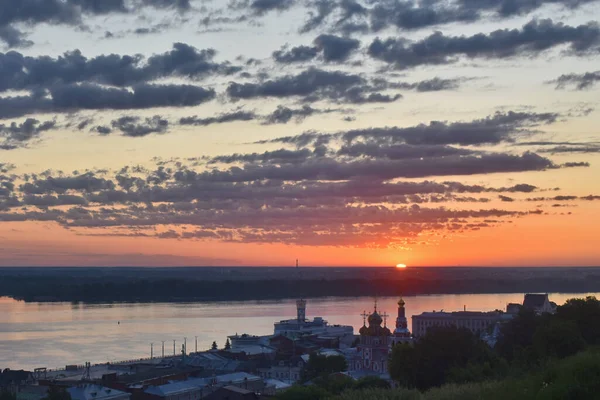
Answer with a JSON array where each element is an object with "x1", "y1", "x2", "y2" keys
[{"x1": 0, "y1": 0, "x2": 599, "y2": 266}]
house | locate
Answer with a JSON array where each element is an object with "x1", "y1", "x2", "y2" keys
[
  {"x1": 203, "y1": 386, "x2": 259, "y2": 400},
  {"x1": 523, "y1": 294, "x2": 557, "y2": 314},
  {"x1": 67, "y1": 384, "x2": 131, "y2": 400},
  {"x1": 142, "y1": 378, "x2": 208, "y2": 400},
  {"x1": 0, "y1": 370, "x2": 34, "y2": 390},
  {"x1": 412, "y1": 311, "x2": 503, "y2": 338},
  {"x1": 506, "y1": 303, "x2": 521, "y2": 315},
  {"x1": 256, "y1": 357, "x2": 304, "y2": 383}
]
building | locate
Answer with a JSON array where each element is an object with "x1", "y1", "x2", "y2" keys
[
  {"x1": 143, "y1": 379, "x2": 207, "y2": 400},
  {"x1": 256, "y1": 357, "x2": 304, "y2": 383},
  {"x1": 203, "y1": 386, "x2": 259, "y2": 400},
  {"x1": 348, "y1": 302, "x2": 392, "y2": 376},
  {"x1": 506, "y1": 303, "x2": 521, "y2": 315},
  {"x1": 273, "y1": 299, "x2": 353, "y2": 339},
  {"x1": 412, "y1": 310, "x2": 504, "y2": 338},
  {"x1": 391, "y1": 297, "x2": 411, "y2": 345},
  {"x1": 523, "y1": 294, "x2": 557, "y2": 314},
  {"x1": 142, "y1": 373, "x2": 263, "y2": 400},
  {"x1": 68, "y1": 385, "x2": 131, "y2": 400}
]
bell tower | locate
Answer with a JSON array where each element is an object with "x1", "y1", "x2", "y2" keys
[
  {"x1": 296, "y1": 299, "x2": 306, "y2": 322},
  {"x1": 393, "y1": 297, "x2": 411, "y2": 343}
]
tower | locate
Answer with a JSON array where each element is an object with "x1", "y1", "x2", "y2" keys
[
  {"x1": 296, "y1": 299, "x2": 306, "y2": 322},
  {"x1": 392, "y1": 297, "x2": 411, "y2": 344}
]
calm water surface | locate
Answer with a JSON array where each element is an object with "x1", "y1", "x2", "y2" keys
[{"x1": 1, "y1": 293, "x2": 597, "y2": 370}]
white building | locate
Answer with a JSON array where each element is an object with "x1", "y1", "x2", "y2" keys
[
  {"x1": 67, "y1": 385, "x2": 130, "y2": 400},
  {"x1": 273, "y1": 299, "x2": 353, "y2": 339},
  {"x1": 523, "y1": 294, "x2": 557, "y2": 314},
  {"x1": 412, "y1": 311, "x2": 504, "y2": 338}
]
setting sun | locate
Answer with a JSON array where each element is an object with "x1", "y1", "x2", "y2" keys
[{"x1": 396, "y1": 264, "x2": 407, "y2": 269}]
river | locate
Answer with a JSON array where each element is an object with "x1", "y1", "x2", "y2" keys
[{"x1": 1, "y1": 292, "x2": 597, "y2": 370}]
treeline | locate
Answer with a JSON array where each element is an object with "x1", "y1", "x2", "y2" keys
[
  {"x1": 275, "y1": 296, "x2": 600, "y2": 400},
  {"x1": 2, "y1": 274, "x2": 600, "y2": 303}
]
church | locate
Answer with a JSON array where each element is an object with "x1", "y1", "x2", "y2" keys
[{"x1": 347, "y1": 298, "x2": 411, "y2": 377}]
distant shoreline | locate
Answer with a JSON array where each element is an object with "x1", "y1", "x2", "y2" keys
[{"x1": 2, "y1": 266, "x2": 599, "y2": 304}]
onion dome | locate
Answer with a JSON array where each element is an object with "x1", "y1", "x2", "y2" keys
[
  {"x1": 368, "y1": 311, "x2": 382, "y2": 327},
  {"x1": 359, "y1": 325, "x2": 368, "y2": 335},
  {"x1": 398, "y1": 297, "x2": 405, "y2": 307},
  {"x1": 382, "y1": 326, "x2": 391, "y2": 336}
]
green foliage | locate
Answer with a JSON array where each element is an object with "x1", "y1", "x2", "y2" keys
[
  {"x1": 274, "y1": 385, "x2": 331, "y2": 400},
  {"x1": 495, "y1": 308, "x2": 539, "y2": 362},
  {"x1": 353, "y1": 376, "x2": 391, "y2": 390},
  {"x1": 533, "y1": 319, "x2": 585, "y2": 359},
  {"x1": 210, "y1": 341, "x2": 217, "y2": 350},
  {"x1": 556, "y1": 296, "x2": 600, "y2": 346},
  {"x1": 0, "y1": 390, "x2": 16, "y2": 400},
  {"x1": 332, "y1": 388, "x2": 422, "y2": 400},
  {"x1": 311, "y1": 375, "x2": 356, "y2": 395},
  {"x1": 389, "y1": 327, "x2": 499, "y2": 390},
  {"x1": 224, "y1": 338, "x2": 231, "y2": 350},
  {"x1": 536, "y1": 350, "x2": 600, "y2": 400},
  {"x1": 302, "y1": 354, "x2": 348, "y2": 382},
  {"x1": 42, "y1": 386, "x2": 71, "y2": 400}
]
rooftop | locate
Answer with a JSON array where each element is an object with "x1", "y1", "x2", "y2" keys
[{"x1": 68, "y1": 385, "x2": 129, "y2": 400}]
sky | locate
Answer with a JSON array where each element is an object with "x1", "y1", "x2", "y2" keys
[{"x1": 0, "y1": 0, "x2": 599, "y2": 267}]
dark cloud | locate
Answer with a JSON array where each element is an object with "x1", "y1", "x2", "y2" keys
[
  {"x1": 0, "y1": 118, "x2": 57, "y2": 149},
  {"x1": 301, "y1": 0, "x2": 598, "y2": 36},
  {"x1": 540, "y1": 144, "x2": 600, "y2": 153},
  {"x1": 22, "y1": 194, "x2": 88, "y2": 207},
  {"x1": 457, "y1": 0, "x2": 598, "y2": 18},
  {"x1": 263, "y1": 105, "x2": 342, "y2": 124},
  {"x1": 227, "y1": 68, "x2": 400, "y2": 104},
  {"x1": 549, "y1": 71, "x2": 600, "y2": 90},
  {"x1": 0, "y1": 0, "x2": 195, "y2": 48},
  {"x1": 499, "y1": 195, "x2": 515, "y2": 202},
  {"x1": 180, "y1": 110, "x2": 257, "y2": 126},
  {"x1": 561, "y1": 161, "x2": 590, "y2": 168},
  {"x1": 0, "y1": 43, "x2": 239, "y2": 93},
  {"x1": 20, "y1": 173, "x2": 115, "y2": 194},
  {"x1": 0, "y1": 83, "x2": 215, "y2": 118},
  {"x1": 337, "y1": 143, "x2": 477, "y2": 160},
  {"x1": 210, "y1": 148, "x2": 314, "y2": 164},
  {"x1": 194, "y1": 151, "x2": 555, "y2": 182},
  {"x1": 368, "y1": 19, "x2": 600, "y2": 69},
  {"x1": 313, "y1": 34, "x2": 360, "y2": 61},
  {"x1": 393, "y1": 77, "x2": 465, "y2": 92},
  {"x1": 341, "y1": 111, "x2": 559, "y2": 145},
  {"x1": 139, "y1": 0, "x2": 191, "y2": 11},
  {"x1": 111, "y1": 115, "x2": 168, "y2": 137},
  {"x1": 93, "y1": 125, "x2": 112, "y2": 135},
  {"x1": 370, "y1": 0, "x2": 478, "y2": 32},
  {"x1": 0, "y1": 26, "x2": 33, "y2": 48},
  {"x1": 273, "y1": 45, "x2": 319, "y2": 63},
  {"x1": 273, "y1": 34, "x2": 359, "y2": 64},
  {"x1": 250, "y1": 0, "x2": 295, "y2": 14},
  {"x1": 527, "y1": 194, "x2": 600, "y2": 202},
  {"x1": 300, "y1": 0, "x2": 336, "y2": 33}
]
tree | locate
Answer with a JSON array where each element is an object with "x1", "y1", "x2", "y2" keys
[
  {"x1": 0, "y1": 390, "x2": 16, "y2": 400},
  {"x1": 224, "y1": 338, "x2": 231, "y2": 350},
  {"x1": 42, "y1": 386, "x2": 71, "y2": 400},
  {"x1": 533, "y1": 319, "x2": 586, "y2": 359},
  {"x1": 495, "y1": 309, "x2": 540, "y2": 362},
  {"x1": 353, "y1": 376, "x2": 391, "y2": 390},
  {"x1": 556, "y1": 296, "x2": 600, "y2": 346},
  {"x1": 389, "y1": 327, "x2": 500, "y2": 390},
  {"x1": 273, "y1": 385, "x2": 330, "y2": 400},
  {"x1": 211, "y1": 341, "x2": 218, "y2": 350},
  {"x1": 301, "y1": 354, "x2": 347, "y2": 382}
]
